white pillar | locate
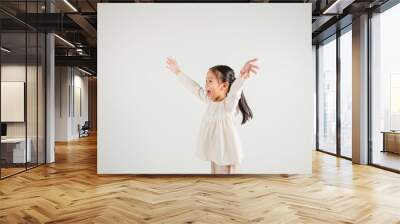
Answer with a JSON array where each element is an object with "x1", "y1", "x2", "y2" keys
[{"x1": 46, "y1": 1, "x2": 55, "y2": 163}]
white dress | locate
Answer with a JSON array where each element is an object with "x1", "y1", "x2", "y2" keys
[{"x1": 176, "y1": 72, "x2": 246, "y2": 166}]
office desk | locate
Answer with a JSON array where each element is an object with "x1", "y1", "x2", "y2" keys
[
  {"x1": 1, "y1": 138, "x2": 32, "y2": 163},
  {"x1": 381, "y1": 131, "x2": 400, "y2": 154}
]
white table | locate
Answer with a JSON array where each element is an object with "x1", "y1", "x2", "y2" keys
[{"x1": 1, "y1": 138, "x2": 32, "y2": 163}]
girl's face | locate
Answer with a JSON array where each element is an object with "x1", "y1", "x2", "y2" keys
[{"x1": 205, "y1": 70, "x2": 229, "y2": 101}]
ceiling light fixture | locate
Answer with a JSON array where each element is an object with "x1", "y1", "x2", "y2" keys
[
  {"x1": 322, "y1": 0, "x2": 343, "y2": 14},
  {"x1": 78, "y1": 67, "x2": 93, "y2": 76},
  {"x1": 63, "y1": 0, "x2": 78, "y2": 12},
  {"x1": 54, "y1": 34, "x2": 75, "y2": 48},
  {"x1": 1, "y1": 47, "x2": 11, "y2": 53}
]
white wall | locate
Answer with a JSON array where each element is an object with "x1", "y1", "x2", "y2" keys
[
  {"x1": 98, "y1": 3, "x2": 313, "y2": 174},
  {"x1": 71, "y1": 72, "x2": 89, "y2": 138},
  {"x1": 55, "y1": 67, "x2": 69, "y2": 141},
  {"x1": 55, "y1": 67, "x2": 89, "y2": 141}
]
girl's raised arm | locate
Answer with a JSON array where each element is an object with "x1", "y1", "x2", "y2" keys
[
  {"x1": 225, "y1": 58, "x2": 259, "y2": 111},
  {"x1": 225, "y1": 76, "x2": 246, "y2": 112},
  {"x1": 165, "y1": 57, "x2": 208, "y2": 103}
]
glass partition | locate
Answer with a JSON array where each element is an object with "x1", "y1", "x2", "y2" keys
[
  {"x1": 0, "y1": 1, "x2": 46, "y2": 179},
  {"x1": 0, "y1": 31, "x2": 28, "y2": 177}
]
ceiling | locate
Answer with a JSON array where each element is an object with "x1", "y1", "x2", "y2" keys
[{"x1": 0, "y1": 0, "x2": 393, "y2": 75}]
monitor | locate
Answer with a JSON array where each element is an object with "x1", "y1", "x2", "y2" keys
[{"x1": 1, "y1": 123, "x2": 7, "y2": 137}]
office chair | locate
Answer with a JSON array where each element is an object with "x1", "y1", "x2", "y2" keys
[{"x1": 79, "y1": 121, "x2": 90, "y2": 138}]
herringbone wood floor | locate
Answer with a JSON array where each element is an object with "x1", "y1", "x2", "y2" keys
[{"x1": 1, "y1": 134, "x2": 400, "y2": 224}]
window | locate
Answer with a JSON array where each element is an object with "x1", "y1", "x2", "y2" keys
[
  {"x1": 318, "y1": 36, "x2": 337, "y2": 154},
  {"x1": 339, "y1": 28, "x2": 352, "y2": 158},
  {"x1": 371, "y1": 2, "x2": 400, "y2": 171}
]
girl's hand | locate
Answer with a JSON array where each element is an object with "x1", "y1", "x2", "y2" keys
[
  {"x1": 165, "y1": 57, "x2": 182, "y2": 75},
  {"x1": 240, "y1": 58, "x2": 259, "y2": 79}
]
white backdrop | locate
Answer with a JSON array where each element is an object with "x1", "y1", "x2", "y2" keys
[{"x1": 98, "y1": 3, "x2": 313, "y2": 174}]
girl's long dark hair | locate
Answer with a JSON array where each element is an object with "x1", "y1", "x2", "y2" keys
[{"x1": 209, "y1": 65, "x2": 253, "y2": 125}]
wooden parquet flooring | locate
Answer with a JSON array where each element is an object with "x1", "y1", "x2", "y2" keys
[{"x1": 1, "y1": 134, "x2": 400, "y2": 223}]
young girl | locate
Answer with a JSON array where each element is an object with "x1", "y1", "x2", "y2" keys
[{"x1": 165, "y1": 57, "x2": 259, "y2": 174}]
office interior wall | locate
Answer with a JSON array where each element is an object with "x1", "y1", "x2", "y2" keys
[{"x1": 55, "y1": 67, "x2": 89, "y2": 141}]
